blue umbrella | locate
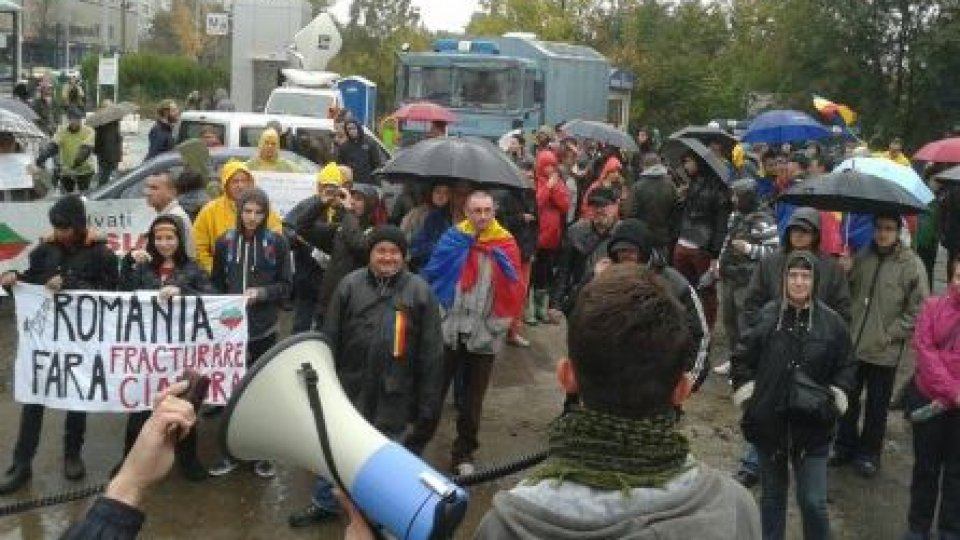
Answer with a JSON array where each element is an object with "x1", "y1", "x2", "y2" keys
[
  {"x1": 835, "y1": 156, "x2": 934, "y2": 205},
  {"x1": 742, "y1": 109, "x2": 830, "y2": 144}
]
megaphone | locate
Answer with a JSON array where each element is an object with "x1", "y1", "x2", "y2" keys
[{"x1": 222, "y1": 332, "x2": 468, "y2": 539}]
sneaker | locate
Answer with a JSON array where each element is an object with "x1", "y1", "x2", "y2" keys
[
  {"x1": 288, "y1": 503, "x2": 339, "y2": 528},
  {"x1": 454, "y1": 462, "x2": 476, "y2": 477},
  {"x1": 853, "y1": 458, "x2": 878, "y2": 478},
  {"x1": 712, "y1": 361, "x2": 731, "y2": 375},
  {"x1": 0, "y1": 463, "x2": 31, "y2": 495},
  {"x1": 734, "y1": 470, "x2": 759, "y2": 488},
  {"x1": 64, "y1": 455, "x2": 86, "y2": 481},
  {"x1": 208, "y1": 457, "x2": 238, "y2": 477},
  {"x1": 253, "y1": 460, "x2": 276, "y2": 479},
  {"x1": 507, "y1": 335, "x2": 531, "y2": 347}
]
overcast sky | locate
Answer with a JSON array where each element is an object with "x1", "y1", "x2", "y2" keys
[{"x1": 329, "y1": 0, "x2": 481, "y2": 33}]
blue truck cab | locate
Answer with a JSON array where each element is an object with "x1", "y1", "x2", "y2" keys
[{"x1": 395, "y1": 34, "x2": 610, "y2": 142}]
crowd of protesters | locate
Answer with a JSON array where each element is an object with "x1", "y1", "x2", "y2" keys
[{"x1": 2, "y1": 104, "x2": 960, "y2": 540}]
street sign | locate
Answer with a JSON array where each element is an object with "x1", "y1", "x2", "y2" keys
[
  {"x1": 206, "y1": 13, "x2": 229, "y2": 36},
  {"x1": 97, "y1": 55, "x2": 118, "y2": 86}
]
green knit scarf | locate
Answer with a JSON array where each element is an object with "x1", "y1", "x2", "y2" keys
[{"x1": 525, "y1": 407, "x2": 691, "y2": 494}]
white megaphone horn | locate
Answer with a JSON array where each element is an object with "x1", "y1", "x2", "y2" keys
[{"x1": 222, "y1": 333, "x2": 468, "y2": 539}]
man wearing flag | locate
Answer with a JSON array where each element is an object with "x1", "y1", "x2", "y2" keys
[
  {"x1": 288, "y1": 225, "x2": 444, "y2": 528},
  {"x1": 423, "y1": 190, "x2": 525, "y2": 475}
]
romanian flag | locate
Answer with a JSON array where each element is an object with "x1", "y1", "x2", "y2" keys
[
  {"x1": 0, "y1": 222, "x2": 29, "y2": 262},
  {"x1": 391, "y1": 309, "x2": 408, "y2": 361},
  {"x1": 813, "y1": 94, "x2": 857, "y2": 127},
  {"x1": 422, "y1": 219, "x2": 523, "y2": 319}
]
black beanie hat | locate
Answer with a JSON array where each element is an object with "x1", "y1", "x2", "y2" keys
[
  {"x1": 49, "y1": 195, "x2": 87, "y2": 231},
  {"x1": 607, "y1": 218, "x2": 652, "y2": 261},
  {"x1": 367, "y1": 225, "x2": 407, "y2": 258}
]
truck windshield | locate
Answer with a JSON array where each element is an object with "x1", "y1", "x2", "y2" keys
[
  {"x1": 456, "y1": 67, "x2": 520, "y2": 109},
  {"x1": 404, "y1": 66, "x2": 454, "y2": 105},
  {"x1": 265, "y1": 92, "x2": 334, "y2": 118}
]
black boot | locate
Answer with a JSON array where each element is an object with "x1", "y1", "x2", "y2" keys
[{"x1": 0, "y1": 463, "x2": 32, "y2": 494}]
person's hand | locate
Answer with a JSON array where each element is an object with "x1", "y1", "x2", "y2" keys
[
  {"x1": 547, "y1": 172, "x2": 559, "y2": 189},
  {"x1": 0, "y1": 271, "x2": 16, "y2": 288},
  {"x1": 522, "y1": 213, "x2": 535, "y2": 223},
  {"x1": 130, "y1": 249, "x2": 152, "y2": 265},
  {"x1": 593, "y1": 257, "x2": 612, "y2": 275},
  {"x1": 107, "y1": 381, "x2": 194, "y2": 509},
  {"x1": 838, "y1": 253, "x2": 853, "y2": 273},
  {"x1": 158, "y1": 285, "x2": 181, "y2": 301},
  {"x1": 332, "y1": 488, "x2": 376, "y2": 540},
  {"x1": 732, "y1": 239, "x2": 749, "y2": 255},
  {"x1": 45, "y1": 275, "x2": 63, "y2": 292},
  {"x1": 244, "y1": 288, "x2": 260, "y2": 305}
]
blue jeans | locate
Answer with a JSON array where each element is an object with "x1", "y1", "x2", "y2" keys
[{"x1": 758, "y1": 445, "x2": 831, "y2": 540}]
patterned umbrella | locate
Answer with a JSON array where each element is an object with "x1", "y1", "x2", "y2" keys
[{"x1": 0, "y1": 109, "x2": 46, "y2": 140}]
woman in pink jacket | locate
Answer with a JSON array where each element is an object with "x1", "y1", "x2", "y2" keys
[
  {"x1": 905, "y1": 255, "x2": 960, "y2": 540},
  {"x1": 530, "y1": 149, "x2": 570, "y2": 323}
]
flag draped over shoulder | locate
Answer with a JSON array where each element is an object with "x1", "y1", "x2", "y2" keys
[{"x1": 423, "y1": 219, "x2": 523, "y2": 318}]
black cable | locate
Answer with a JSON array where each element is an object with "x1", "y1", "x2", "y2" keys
[
  {"x1": 0, "y1": 483, "x2": 105, "y2": 517},
  {"x1": 0, "y1": 448, "x2": 550, "y2": 516}
]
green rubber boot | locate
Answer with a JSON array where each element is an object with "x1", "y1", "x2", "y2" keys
[{"x1": 524, "y1": 290, "x2": 539, "y2": 326}]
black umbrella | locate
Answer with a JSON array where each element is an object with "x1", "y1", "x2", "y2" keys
[
  {"x1": 660, "y1": 137, "x2": 732, "y2": 184},
  {"x1": 779, "y1": 169, "x2": 928, "y2": 215},
  {"x1": 561, "y1": 119, "x2": 639, "y2": 152},
  {"x1": 87, "y1": 101, "x2": 138, "y2": 128},
  {"x1": 375, "y1": 136, "x2": 528, "y2": 189},
  {"x1": 0, "y1": 97, "x2": 38, "y2": 121},
  {"x1": 934, "y1": 165, "x2": 960, "y2": 184},
  {"x1": 668, "y1": 126, "x2": 737, "y2": 157}
]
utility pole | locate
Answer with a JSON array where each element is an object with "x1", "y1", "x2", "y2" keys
[{"x1": 120, "y1": 0, "x2": 127, "y2": 54}]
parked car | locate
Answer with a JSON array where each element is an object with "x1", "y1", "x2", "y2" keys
[{"x1": 87, "y1": 147, "x2": 320, "y2": 200}]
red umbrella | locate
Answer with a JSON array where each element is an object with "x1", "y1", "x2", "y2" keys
[
  {"x1": 392, "y1": 101, "x2": 457, "y2": 123},
  {"x1": 915, "y1": 137, "x2": 960, "y2": 164}
]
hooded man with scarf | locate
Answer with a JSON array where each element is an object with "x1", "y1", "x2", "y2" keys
[
  {"x1": 336, "y1": 119, "x2": 381, "y2": 185},
  {"x1": 192, "y1": 160, "x2": 282, "y2": 273},
  {"x1": 731, "y1": 250, "x2": 856, "y2": 540},
  {"x1": 208, "y1": 187, "x2": 291, "y2": 478},
  {"x1": 245, "y1": 128, "x2": 301, "y2": 173},
  {"x1": 473, "y1": 264, "x2": 761, "y2": 539},
  {"x1": 0, "y1": 195, "x2": 119, "y2": 493},
  {"x1": 422, "y1": 190, "x2": 524, "y2": 475}
]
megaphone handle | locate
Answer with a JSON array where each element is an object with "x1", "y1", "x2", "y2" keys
[{"x1": 300, "y1": 363, "x2": 346, "y2": 491}]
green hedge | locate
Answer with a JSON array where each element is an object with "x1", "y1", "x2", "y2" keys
[{"x1": 81, "y1": 54, "x2": 229, "y2": 116}]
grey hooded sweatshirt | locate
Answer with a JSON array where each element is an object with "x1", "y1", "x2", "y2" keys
[{"x1": 474, "y1": 461, "x2": 761, "y2": 540}]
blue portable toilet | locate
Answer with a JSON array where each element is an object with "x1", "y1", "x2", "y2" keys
[{"x1": 338, "y1": 76, "x2": 377, "y2": 129}]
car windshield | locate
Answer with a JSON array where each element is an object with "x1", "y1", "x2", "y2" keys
[
  {"x1": 403, "y1": 66, "x2": 454, "y2": 105},
  {"x1": 265, "y1": 92, "x2": 334, "y2": 118}
]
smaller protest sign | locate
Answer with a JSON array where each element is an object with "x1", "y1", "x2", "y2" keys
[
  {"x1": 253, "y1": 172, "x2": 318, "y2": 218},
  {"x1": 0, "y1": 154, "x2": 34, "y2": 190}
]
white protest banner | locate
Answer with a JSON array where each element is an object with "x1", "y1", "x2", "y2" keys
[
  {"x1": 0, "y1": 199, "x2": 155, "y2": 274},
  {"x1": 13, "y1": 284, "x2": 248, "y2": 412},
  {"x1": 0, "y1": 154, "x2": 34, "y2": 190},
  {"x1": 253, "y1": 172, "x2": 318, "y2": 218}
]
